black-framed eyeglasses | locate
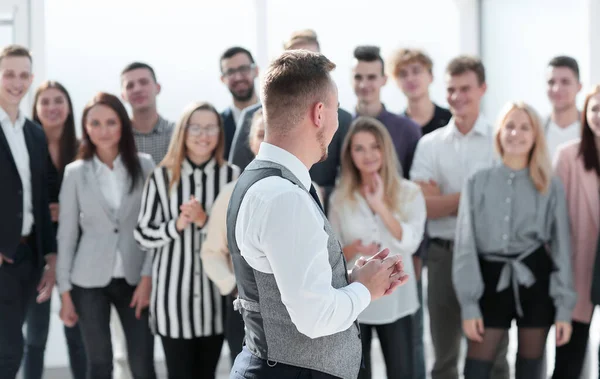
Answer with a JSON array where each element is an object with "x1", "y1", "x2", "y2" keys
[{"x1": 222, "y1": 64, "x2": 255, "y2": 78}]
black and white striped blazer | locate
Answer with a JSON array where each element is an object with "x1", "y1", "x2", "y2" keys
[{"x1": 135, "y1": 157, "x2": 240, "y2": 338}]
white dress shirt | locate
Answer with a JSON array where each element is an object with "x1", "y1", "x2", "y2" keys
[
  {"x1": 409, "y1": 114, "x2": 496, "y2": 240},
  {"x1": 234, "y1": 142, "x2": 371, "y2": 339},
  {"x1": 0, "y1": 107, "x2": 33, "y2": 236},
  {"x1": 93, "y1": 155, "x2": 126, "y2": 277},
  {"x1": 329, "y1": 181, "x2": 426, "y2": 324}
]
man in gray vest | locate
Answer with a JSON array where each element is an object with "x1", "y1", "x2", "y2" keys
[{"x1": 226, "y1": 50, "x2": 409, "y2": 379}]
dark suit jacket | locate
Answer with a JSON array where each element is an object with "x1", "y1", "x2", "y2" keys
[
  {"x1": 229, "y1": 105, "x2": 351, "y2": 214},
  {"x1": 221, "y1": 108, "x2": 237, "y2": 160},
  {"x1": 0, "y1": 119, "x2": 55, "y2": 263}
]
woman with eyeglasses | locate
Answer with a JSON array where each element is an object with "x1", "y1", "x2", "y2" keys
[{"x1": 135, "y1": 102, "x2": 240, "y2": 378}]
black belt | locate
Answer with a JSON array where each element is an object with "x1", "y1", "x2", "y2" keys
[{"x1": 430, "y1": 238, "x2": 454, "y2": 250}]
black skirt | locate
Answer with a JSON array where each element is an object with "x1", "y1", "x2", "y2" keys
[{"x1": 478, "y1": 246, "x2": 556, "y2": 328}]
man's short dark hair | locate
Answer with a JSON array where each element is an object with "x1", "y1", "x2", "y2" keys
[
  {"x1": 262, "y1": 50, "x2": 335, "y2": 135},
  {"x1": 121, "y1": 62, "x2": 157, "y2": 82},
  {"x1": 220, "y1": 47, "x2": 255, "y2": 71},
  {"x1": 0, "y1": 44, "x2": 32, "y2": 65},
  {"x1": 446, "y1": 55, "x2": 486, "y2": 85},
  {"x1": 548, "y1": 55, "x2": 580, "y2": 80},
  {"x1": 353, "y1": 45, "x2": 385, "y2": 75}
]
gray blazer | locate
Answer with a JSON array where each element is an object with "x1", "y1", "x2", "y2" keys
[{"x1": 56, "y1": 153, "x2": 155, "y2": 293}]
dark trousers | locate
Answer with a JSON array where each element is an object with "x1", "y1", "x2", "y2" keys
[
  {"x1": 21, "y1": 292, "x2": 87, "y2": 379},
  {"x1": 71, "y1": 278, "x2": 156, "y2": 379},
  {"x1": 428, "y1": 240, "x2": 509, "y2": 379},
  {"x1": 0, "y1": 240, "x2": 42, "y2": 379},
  {"x1": 413, "y1": 278, "x2": 426, "y2": 379},
  {"x1": 358, "y1": 315, "x2": 413, "y2": 379},
  {"x1": 230, "y1": 346, "x2": 339, "y2": 379},
  {"x1": 161, "y1": 334, "x2": 224, "y2": 379},
  {"x1": 224, "y1": 294, "x2": 245, "y2": 365},
  {"x1": 553, "y1": 320, "x2": 591, "y2": 379}
]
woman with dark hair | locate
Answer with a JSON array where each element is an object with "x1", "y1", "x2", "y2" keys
[
  {"x1": 20, "y1": 81, "x2": 86, "y2": 379},
  {"x1": 56, "y1": 92, "x2": 156, "y2": 379},
  {"x1": 135, "y1": 101, "x2": 240, "y2": 378},
  {"x1": 552, "y1": 85, "x2": 600, "y2": 379}
]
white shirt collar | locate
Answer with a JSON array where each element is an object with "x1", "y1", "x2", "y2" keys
[
  {"x1": 442, "y1": 113, "x2": 490, "y2": 140},
  {"x1": 181, "y1": 156, "x2": 217, "y2": 176},
  {"x1": 256, "y1": 142, "x2": 312, "y2": 190},
  {"x1": 0, "y1": 106, "x2": 26, "y2": 130},
  {"x1": 93, "y1": 154, "x2": 124, "y2": 175}
]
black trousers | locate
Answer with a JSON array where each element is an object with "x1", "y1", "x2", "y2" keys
[
  {"x1": 71, "y1": 279, "x2": 156, "y2": 379},
  {"x1": 224, "y1": 294, "x2": 245, "y2": 365},
  {"x1": 0, "y1": 238, "x2": 42, "y2": 379},
  {"x1": 230, "y1": 346, "x2": 339, "y2": 379},
  {"x1": 552, "y1": 320, "x2": 591, "y2": 379},
  {"x1": 161, "y1": 334, "x2": 224, "y2": 379},
  {"x1": 358, "y1": 315, "x2": 414, "y2": 379}
]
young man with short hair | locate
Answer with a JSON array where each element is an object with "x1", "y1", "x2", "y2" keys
[
  {"x1": 229, "y1": 48, "x2": 408, "y2": 379},
  {"x1": 389, "y1": 47, "x2": 452, "y2": 379},
  {"x1": 121, "y1": 62, "x2": 174, "y2": 164},
  {"x1": 0, "y1": 44, "x2": 57, "y2": 379},
  {"x1": 410, "y1": 55, "x2": 509, "y2": 379},
  {"x1": 390, "y1": 48, "x2": 452, "y2": 135},
  {"x1": 219, "y1": 47, "x2": 260, "y2": 159},
  {"x1": 352, "y1": 45, "x2": 422, "y2": 177},
  {"x1": 545, "y1": 55, "x2": 582, "y2": 158}
]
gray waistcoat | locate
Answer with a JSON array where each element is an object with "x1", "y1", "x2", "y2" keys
[{"x1": 226, "y1": 159, "x2": 362, "y2": 379}]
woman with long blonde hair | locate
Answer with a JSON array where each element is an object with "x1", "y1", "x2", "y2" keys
[
  {"x1": 453, "y1": 102, "x2": 576, "y2": 379},
  {"x1": 329, "y1": 116, "x2": 426, "y2": 379},
  {"x1": 135, "y1": 102, "x2": 240, "y2": 378}
]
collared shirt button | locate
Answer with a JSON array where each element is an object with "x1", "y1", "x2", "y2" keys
[
  {"x1": 502, "y1": 234, "x2": 508, "y2": 240},
  {"x1": 509, "y1": 173, "x2": 515, "y2": 178},
  {"x1": 505, "y1": 197, "x2": 511, "y2": 203},
  {"x1": 507, "y1": 179, "x2": 513, "y2": 185},
  {"x1": 504, "y1": 215, "x2": 509, "y2": 221}
]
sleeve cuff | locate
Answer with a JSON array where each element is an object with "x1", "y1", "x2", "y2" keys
[
  {"x1": 218, "y1": 275, "x2": 237, "y2": 296},
  {"x1": 461, "y1": 302, "x2": 482, "y2": 321},
  {"x1": 166, "y1": 219, "x2": 181, "y2": 240},
  {"x1": 346, "y1": 282, "x2": 371, "y2": 312},
  {"x1": 555, "y1": 307, "x2": 572, "y2": 323},
  {"x1": 58, "y1": 281, "x2": 72, "y2": 294}
]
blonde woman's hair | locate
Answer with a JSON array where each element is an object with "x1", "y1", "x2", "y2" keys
[
  {"x1": 336, "y1": 116, "x2": 405, "y2": 211},
  {"x1": 160, "y1": 101, "x2": 225, "y2": 191},
  {"x1": 494, "y1": 101, "x2": 551, "y2": 193}
]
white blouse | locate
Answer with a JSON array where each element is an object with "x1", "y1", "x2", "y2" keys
[{"x1": 329, "y1": 180, "x2": 426, "y2": 325}]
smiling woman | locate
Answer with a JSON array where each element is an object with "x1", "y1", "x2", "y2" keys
[
  {"x1": 55, "y1": 92, "x2": 157, "y2": 379},
  {"x1": 453, "y1": 102, "x2": 576, "y2": 379},
  {"x1": 135, "y1": 101, "x2": 240, "y2": 379}
]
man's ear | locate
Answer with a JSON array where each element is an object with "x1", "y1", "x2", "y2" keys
[{"x1": 311, "y1": 101, "x2": 325, "y2": 129}]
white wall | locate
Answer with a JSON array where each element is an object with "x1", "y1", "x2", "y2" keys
[
  {"x1": 44, "y1": 0, "x2": 460, "y2": 131},
  {"x1": 263, "y1": 0, "x2": 460, "y2": 114},
  {"x1": 480, "y1": 0, "x2": 590, "y2": 122}
]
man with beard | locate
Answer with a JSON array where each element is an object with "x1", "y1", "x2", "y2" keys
[
  {"x1": 228, "y1": 31, "x2": 353, "y2": 213},
  {"x1": 219, "y1": 47, "x2": 260, "y2": 159}
]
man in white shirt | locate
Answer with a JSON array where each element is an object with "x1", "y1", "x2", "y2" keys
[
  {"x1": 410, "y1": 56, "x2": 509, "y2": 379},
  {"x1": 219, "y1": 47, "x2": 260, "y2": 160},
  {"x1": 0, "y1": 45, "x2": 56, "y2": 379},
  {"x1": 227, "y1": 50, "x2": 408, "y2": 379},
  {"x1": 545, "y1": 56, "x2": 582, "y2": 158}
]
